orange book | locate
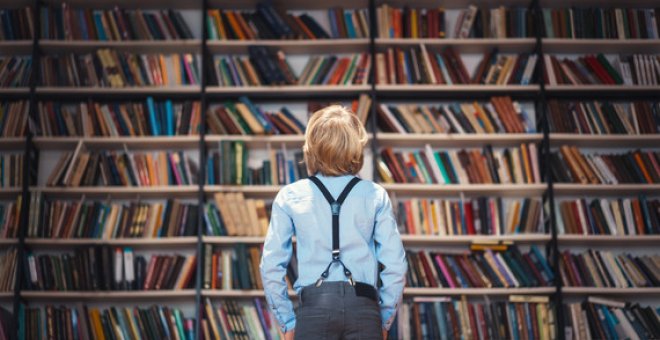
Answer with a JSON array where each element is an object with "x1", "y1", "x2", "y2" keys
[
  {"x1": 569, "y1": 146, "x2": 599, "y2": 184},
  {"x1": 520, "y1": 143, "x2": 533, "y2": 183},
  {"x1": 225, "y1": 11, "x2": 246, "y2": 40},
  {"x1": 292, "y1": 15, "x2": 316, "y2": 39},
  {"x1": 393, "y1": 9, "x2": 402, "y2": 38},
  {"x1": 232, "y1": 10, "x2": 255, "y2": 40},
  {"x1": 631, "y1": 199, "x2": 646, "y2": 235},
  {"x1": 421, "y1": 199, "x2": 431, "y2": 235},
  {"x1": 559, "y1": 146, "x2": 587, "y2": 184},
  {"x1": 159, "y1": 55, "x2": 169, "y2": 86},
  {"x1": 633, "y1": 152, "x2": 653, "y2": 183},
  {"x1": 328, "y1": 58, "x2": 350, "y2": 85}
]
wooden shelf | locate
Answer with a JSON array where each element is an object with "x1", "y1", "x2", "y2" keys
[
  {"x1": 0, "y1": 292, "x2": 12, "y2": 299},
  {"x1": 0, "y1": 188, "x2": 22, "y2": 199},
  {"x1": 205, "y1": 135, "x2": 305, "y2": 148},
  {"x1": 206, "y1": 85, "x2": 370, "y2": 98},
  {"x1": 33, "y1": 136, "x2": 201, "y2": 150},
  {"x1": 558, "y1": 235, "x2": 660, "y2": 245},
  {"x1": 377, "y1": 133, "x2": 542, "y2": 147},
  {"x1": 0, "y1": 88, "x2": 29, "y2": 95},
  {"x1": 208, "y1": 39, "x2": 369, "y2": 54},
  {"x1": 376, "y1": 84, "x2": 540, "y2": 95},
  {"x1": 204, "y1": 185, "x2": 281, "y2": 197},
  {"x1": 545, "y1": 85, "x2": 660, "y2": 94},
  {"x1": 403, "y1": 287, "x2": 556, "y2": 296},
  {"x1": 0, "y1": 239, "x2": 18, "y2": 246},
  {"x1": 562, "y1": 287, "x2": 660, "y2": 295},
  {"x1": 375, "y1": 38, "x2": 536, "y2": 53},
  {"x1": 203, "y1": 236, "x2": 266, "y2": 244},
  {"x1": 549, "y1": 134, "x2": 660, "y2": 148},
  {"x1": 21, "y1": 290, "x2": 196, "y2": 300},
  {"x1": 380, "y1": 183, "x2": 546, "y2": 197},
  {"x1": 34, "y1": 186, "x2": 199, "y2": 198},
  {"x1": 39, "y1": 39, "x2": 202, "y2": 54},
  {"x1": 553, "y1": 184, "x2": 660, "y2": 196},
  {"x1": 208, "y1": 0, "x2": 368, "y2": 10},
  {"x1": 543, "y1": 38, "x2": 660, "y2": 54},
  {"x1": 25, "y1": 237, "x2": 198, "y2": 248},
  {"x1": 40, "y1": 0, "x2": 201, "y2": 9},
  {"x1": 35, "y1": 86, "x2": 201, "y2": 95},
  {"x1": 0, "y1": 40, "x2": 32, "y2": 54},
  {"x1": 202, "y1": 289, "x2": 296, "y2": 298},
  {"x1": 0, "y1": 137, "x2": 26, "y2": 150}
]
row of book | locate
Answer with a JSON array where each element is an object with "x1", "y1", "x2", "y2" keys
[
  {"x1": 405, "y1": 245, "x2": 554, "y2": 289},
  {"x1": 40, "y1": 6, "x2": 194, "y2": 40},
  {"x1": 25, "y1": 246, "x2": 196, "y2": 291},
  {"x1": 0, "y1": 100, "x2": 28, "y2": 137},
  {"x1": 544, "y1": 54, "x2": 660, "y2": 86},
  {"x1": 550, "y1": 146, "x2": 660, "y2": 184},
  {"x1": 203, "y1": 244, "x2": 262, "y2": 290},
  {"x1": 207, "y1": 141, "x2": 307, "y2": 186},
  {"x1": 22, "y1": 305, "x2": 195, "y2": 340},
  {"x1": 377, "y1": 96, "x2": 533, "y2": 134},
  {"x1": 451, "y1": 6, "x2": 532, "y2": 39},
  {"x1": 392, "y1": 296, "x2": 554, "y2": 340},
  {"x1": 547, "y1": 100, "x2": 659, "y2": 135},
  {"x1": 556, "y1": 196, "x2": 659, "y2": 235},
  {"x1": 48, "y1": 149, "x2": 198, "y2": 187},
  {"x1": 36, "y1": 99, "x2": 201, "y2": 137},
  {"x1": 0, "y1": 56, "x2": 32, "y2": 87},
  {"x1": 396, "y1": 197, "x2": 542, "y2": 236},
  {"x1": 376, "y1": 5, "x2": 446, "y2": 39},
  {"x1": 542, "y1": 8, "x2": 660, "y2": 39},
  {"x1": 1, "y1": 153, "x2": 23, "y2": 187},
  {"x1": 0, "y1": 247, "x2": 16, "y2": 292},
  {"x1": 559, "y1": 250, "x2": 659, "y2": 288},
  {"x1": 210, "y1": 192, "x2": 268, "y2": 237},
  {"x1": 0, "y1": 7, "x2": 34, "y2": 40},
  {"x1": 206, "y1": 96, "x2": 303, "y2": 136},
  {"x1": 28, "y1": 197, "x2": 199, "y2": 239},
  {"x1": 378, "y1": 144, "x2": 541, "y2": 185},
  {"x1": 375, "y1": 47, "x2": 537, "y2": 85},
  {"x1": 40, "y1": 50, "x2": 201, "y2": 87},
  {"x1": 207, "y1": 6, "x2": 369, "y2": 40},
  {"x1": 203, "y1": 298, "x2": 280, "y2": 340},
  {"x1": 0, "y1": 196, "x2": 20, "y2": 238},
  {"x1": 563, "y1": 298, "x2": 660, "y2": 340},
  {"x1": 0, "y1": 307, "x2": 11, "y2": 339}
]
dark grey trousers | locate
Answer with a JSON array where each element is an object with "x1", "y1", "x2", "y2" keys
[{"x1": 294, "y1": 281, "x2": 382, "y2": 340}]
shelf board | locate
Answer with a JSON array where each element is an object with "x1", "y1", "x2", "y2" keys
[
  {"x1": 377, "y1": 133, "x2": 542, "y2": 147},
  {"x1": 375, "y1": 38, "x2": 536, "y2": 53},
  {"x1": 375, "y1": 84, "x2": 540, "y2": 97},
  {"x1": 543, "y1": 38, "x2": 660, "y2": 54},
  {"x1": 204, "y1": 185, "x2": 281, "y2": 197},
  {"x1": 35, "y1": 86, "x2": 201, "y2": 95},
  {"x1": 0, "y1": 88, "x2": 29, "y2": 95},
  {"x1": 545, "y1": 85, "x2": 660, "y2": 94},
  {"x1": 558, "y1": 235, "x2": 660, "y2": 245},
  {"x1": 202, "y1": 289, "x2": 294, "y2": 298},
  {"x1": 203, "y1": 236, "x2": 266, "y2": 244},
  {"x1": 549, "y1": 134, "x2": 660, "y2": 148},
  {"x1": 206, "y1": 85, "x2": 370, "y2": 98},
  {"x1": 0, "y1": 137, "x2": 26, "y2": 150},
  {"x1": 0, "y1": 238, "x2": 18, "y2": 246},
  {"x1": 0, "y1": 40, "x2": 32, "y2": 54},
  {"x1": 0, "y1": 292, "x2": 12, "y2": 299},
  {"x1": 33, "y1": 136, "x2": 201, "y2": 150},
  {"x1": 208, "y1": 39, "x2": 369, "y2": 54},
  {"x1": 34, "y1": 186, "x2": 199, "y2": 198},
  {"x1": 208, "y1": 0, "x2": 368, "y2": 10},
  {"x1": 39, "y1": 39, "x2": 202, "y2": 54},
  {"x1": 25, "y1": 237, "x2": 198, "y2": 248},
  {"x1": 205, "y1": 135, "x2": 305, "y2": 148},
  {"x1": 380, "y1": 183, "x2": 546, "y2": 197},
  {"x1": 403, "y1": 287, "x2": 556, "y2": 296},
  {"x1": 40, "y1": 0, "x2": 201, "y2": 9},
  {"x1": 0, "y1": 188, "x2": 22, "y2": 199},
  {"x1": 21, "y1": 290, "x2": 196, "y2": 300},
  {"x1": 562, "y1": 287, "x2": 660, "y2": 295},
  {"x1": 553, "y1": 184, "x2": 660, "y2": 196}
]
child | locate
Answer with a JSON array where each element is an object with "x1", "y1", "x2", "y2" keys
[{"x1": 260, "y1": 105, "x2": 407, "y2": 340}]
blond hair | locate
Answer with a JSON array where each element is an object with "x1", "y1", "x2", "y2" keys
[{"x1": 303, "y1": 105, "x2": 368, "y2": 176}]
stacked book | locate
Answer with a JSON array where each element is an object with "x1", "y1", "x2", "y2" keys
[
  {"x1": 556, "y1": 196, "x2": 659, "y2": 235},
  {"x1": 203, "y1": 244, "x2": 262, "y2": 290},
  {"x1": 378, "y1": 97, "x2": 533, "y2": 134},
  {"x1": 203, "y1": 298, "x2": 280, "y2": 340},
  {"x1": 28, "y1": 197, "x2": 199, "y2": 238},
  {"x1": 40, "y1": 6, "x2": 194, "y2": 40},
  {"x1": 0, "y1": 56, "x2": 32, "y2": 87},
  {"x1": 40, "y1": 50, "x2": 201, "y2": 87},
  {"x1": 207, "y1": 96, "x2": 304, "y2": 136},
  {"x1": 392, "y1": 296, "x2": 555, "y2": 340},
  {"x1": 208, "y1": 141, "x2": 307, "y2": 186},
  {"x1": 207, "y1": 5, "x2": 369, "y2": 40},
  {"x1": 0, "y1": 247, "x2": 17, "y2": 292},
  {"x1": 396, "y1": 197, "x2": 542, "y2": 236},
  {"x1": 376, "y1": 46, "x2": 537, "y2": 85},
  {"x1": 1, "y1": 153, "x2": 23, "y2": 187},
  {"x1": 47, "y1": 149, "x2": 198, "y2": 187},
  {"x1": 378, "y1": 144, "x2": 540, "y2": 184},
  {"x1": 25, "y1": 246, "x2": 196, "y2": 291},
  {"x1": 542, "y1": 8, "x2": 660, "y2": 39},
  {"x1": 550, "y1": 146, "x2": 660, "y2": 184},
  {"x1": 36, "y1": 99, "x2": 201, "y2": 137},
  {"x1": 211, "y1": 47, "x2": 371, "y2": 87},
  {"x1": 544, "y1": 53, "x2": 660, "y2": 86},
  {"x1": 0, "y1": 7, "x2": 34, "y2": 40},
  {"x1": 207, "y1": 192, "x2": 269, "y2": 237},
  {"x1": 405, "y1": 245, "x2": 554, "y2": 288},
  {"x1": 559, "y1": 250, "x2": 660, "y2": 288},
  {"x1": 547, "y1": 100, "x2": 659, "y2": 134},
  {"x1": 22, "y1": 305, "x2": 195, "y2": 340},
  {"x1": 0, "y1": 100, "x2": 29, "y2": 137},
  {"x1": 0, "y1": 196, "x2": 21, "y2": 238},
  {"x1": 563, "y1": 297, "x2": 660, "y2": 339}
]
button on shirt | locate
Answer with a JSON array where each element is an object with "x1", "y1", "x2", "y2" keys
[{"x1": 259, "y1": 174, "x2": 407, "y2": 333}]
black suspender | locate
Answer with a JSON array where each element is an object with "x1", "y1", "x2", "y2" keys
[{"x1": 308, "y1": 175, "x2": 361, "y2": 286}]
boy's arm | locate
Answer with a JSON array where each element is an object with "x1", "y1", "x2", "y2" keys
[
  {"x1": 259, "y1": 191, "x2": 296, "y2": 333},
  {"x1": 373, "y1": 187, "x2": 407, "y2": 331}
]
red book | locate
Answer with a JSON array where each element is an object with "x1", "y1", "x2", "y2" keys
[
  {"x1": 466, "y1": 303, "x2": 479, "y2": 340},
  {"x1": 585, "y1": 55, "x2": 616, "y2": 84},
  {"x1": 417, "y1": 251, "x2": 439, "y2": 287},
  {"x1": 569, "y1": 201, "x2": 585, "y2": 234},
  {"x1": 464, "y1": 201, "x2": 476, "y2": 235}
]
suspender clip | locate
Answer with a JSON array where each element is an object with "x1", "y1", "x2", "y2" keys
[
  {"x1": 330, "y1": 202, "x2": 340, "y2": 215},
  {"x1": 332, "y1": 250, "x2": 340, "y2": 260}
]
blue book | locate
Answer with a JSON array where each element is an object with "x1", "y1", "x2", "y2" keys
[
  {"x1": 403, "y1": 51, "x2": 414, "y2": 84},
  {"x1": 639, "y1": 195, "x2": 653, "y2": 234},
  {"x1": 344, "y1": 10, "x2": 356, "y2": 38},
  {"x1": 146, "y1": 97, "x2": 160, "y2": 136},
  {"x1": 207, "y1": 157, "x2": 215, "y2": 185},
  {"x1": 328, "y1": 9, "x2": 339, "y2": 38},
  {"x1": 445, "y1": 256, "x2": 468, "y2": 288},
  {"x1": 508, "y1": 303, "x2": 520, "y2": 340},
  {"x1": 524, "y1": 303, "x2": 534, "y2": 340},
  {"x1": 238, "y1": 96, "x2": 273, "y2": 133},
  {"x1": 157, "y1": 307, "x2": 172, "y2": 339},
  {"x1": 165, "y1": 100, "x2": 174, "y2": 136},
  {"x1": 530, "y1": 245, "x2": 554, "y2": 282},
  {"x1": 280, "y1": 107, "x2": 306, "y2": 133},
  {"x1": 40, "y1": 8, "x2": 49, "y2": 39},
  {"x1": 173, "y1": 310, "x2": 186, "y2": 340},
  {"x1": 93, "y1": 11, "x2": 107, "y2": 40},
  {"x1": 287, "y1": 159, "x2": 296, "y2": 183},
  {"x1": 434, "y1": 302, "x2": 449, "y2": 340},
  {"x1": 254, "y1": 299, "x2": 273, "y2": 340},
  {"x1": 78, "y1": 11, "x2": 89, "y2": 40}
]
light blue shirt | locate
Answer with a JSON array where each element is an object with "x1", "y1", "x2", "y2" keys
[{"x1": 260, "y1": 173, "x2": 407, "y2": 333}]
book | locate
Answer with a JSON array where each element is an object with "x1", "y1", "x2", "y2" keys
[
  {"x1": 547, "y1": 100, "x2": 659, "y2": 134},
  {"x1": 0, "y1": 56, "x2": 32, "y2": 87},
  {"x1": 0, "y1": 153, "x2": 23, "y2": 187},
  {"x1": 0, "y1": 100, "x2": 29, "y2": 137},
  {"x1": 202, "y1": 298, "x2": 280, "y2": 340},
  {"x1": 203, "y1": 244, "x2": 264, "y2": 290},
  {"x1": 0, "y1": 247, "x2": 17, "y2": 292},
  {"x1": 0, "y1": 195, "x2": 21, "y2": 238},
  {"x1": 544, "y1": 54, "x2": 660, "y2": 86},
  {"x1": 542, "y1": 7, "x2": 660, "y2": 39},
  {"x1": 0, "y1": 6, "x2": 34, "y2": 40},
  {"x1": 563, "y1": 299, "x2": 660, "y2": 340},
  {"x1": 559, "y1": 249, "x2": 660, "y2": 288},
  {"x1": 206, "y1": 192, "x2": 269, "y2": 237},
  {"x1": 376, "y1": 5, "x2": 446, "y2": 38}
]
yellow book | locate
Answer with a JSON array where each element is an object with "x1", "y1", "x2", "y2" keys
[
  {"x1": 410, "y1": 9, "x2": 418, "y2": 38},
  {"x1": 212, "y1": 10, "x2": 226, "y2": 39},
  {"x1": 159, "y1": 55, "x2": 169, "y2": 87},
  {"x1": 234, "y1": 103, "x2": 265, "y2": 135},
  {"x1": 88, "y1": 308, "x2": 106, "y2": 340},
  {"x1": 145, "y1": 153, "x2": 156, "y2": 186},
  {"x1": 472, "y1": 102, "x2": 496, "y2": 133},
  {"x1": 172, "y1": 54, "x2": 182, "y2": 85},
  {"x1": 460, "y1": 103, "x2": 485, "y2": 133},
  {"x1": 520, "y1": 143, "x2": 533, "y2": 184}
]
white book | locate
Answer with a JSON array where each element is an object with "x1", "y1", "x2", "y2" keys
[
  {"x1": 575, "y1": 199, "x2": 589, "y2": 235},
  {"x1": 425, "y1": 144, "x2": 443, "y2": 184},
  {"x1": 114, "y1": 248, "x2": 124, "y2": 288},
  {"x1": 123, "y1": 248, "x2": 135, "y2": 288},
  {"x1": 555, "y1": 201, "x2": 566, "y2": 234},
  {"x1": 615, "y1": 9, "x2": 626, "y2": 39},
  {"x1": 594, "y1": 156, "x2": 618, "y2": 185},
  {"x1": 613, "y1": 309, "x2": 641, "y2": 340},
  {"x1": 435, "y1": 199, "x2": 447, "y2": 236},
  {"x1": 458, "y1": 5, "x2": 478, "y2": 39},
  {"x1": 529, "y1": 143, "x2": 540, "y2": 183},
  {"x1": 610, "y1": 200, "x2": 626, "y2": 236},
  {"x1": 521, "y1": 54, "x2": 537, "y2": 85},
  {"x1": 420, "y1": 44, "x2": 437, "y2": 84},
  {"x1": 622, "y1": 198, "x2": 635, "y2": 235},
  {"x1": 448, "y1": 151, "x2": 468, "y2": 184},
  {"x1": 442, "y1": 106, "x2": 465, "y2": 134},
  {"x1": 584, "y1": 155, "x2": 607, "y2": 184},
  {"x1": 599, "y1": 199, "x2": 618, "y2": 235}
]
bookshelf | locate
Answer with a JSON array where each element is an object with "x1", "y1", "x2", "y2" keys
[{"x1": 2, "y1": 0, "x2": 658, "y2": 338}]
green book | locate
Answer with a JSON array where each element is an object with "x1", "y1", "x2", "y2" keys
[
  {"x1": 596, "y1": 54, "x2": 623, "y2": 84},
  {"x1": 433, "y1": 152, "x2": 451, "y2": 184}
]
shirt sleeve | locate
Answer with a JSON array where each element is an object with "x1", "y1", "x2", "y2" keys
[
  {"x1": 373, "y1": 187, "x2": 407, "y2": 331},
  {"x1": 259, "y1": 191, "x2": 296, "y2": 332}
]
